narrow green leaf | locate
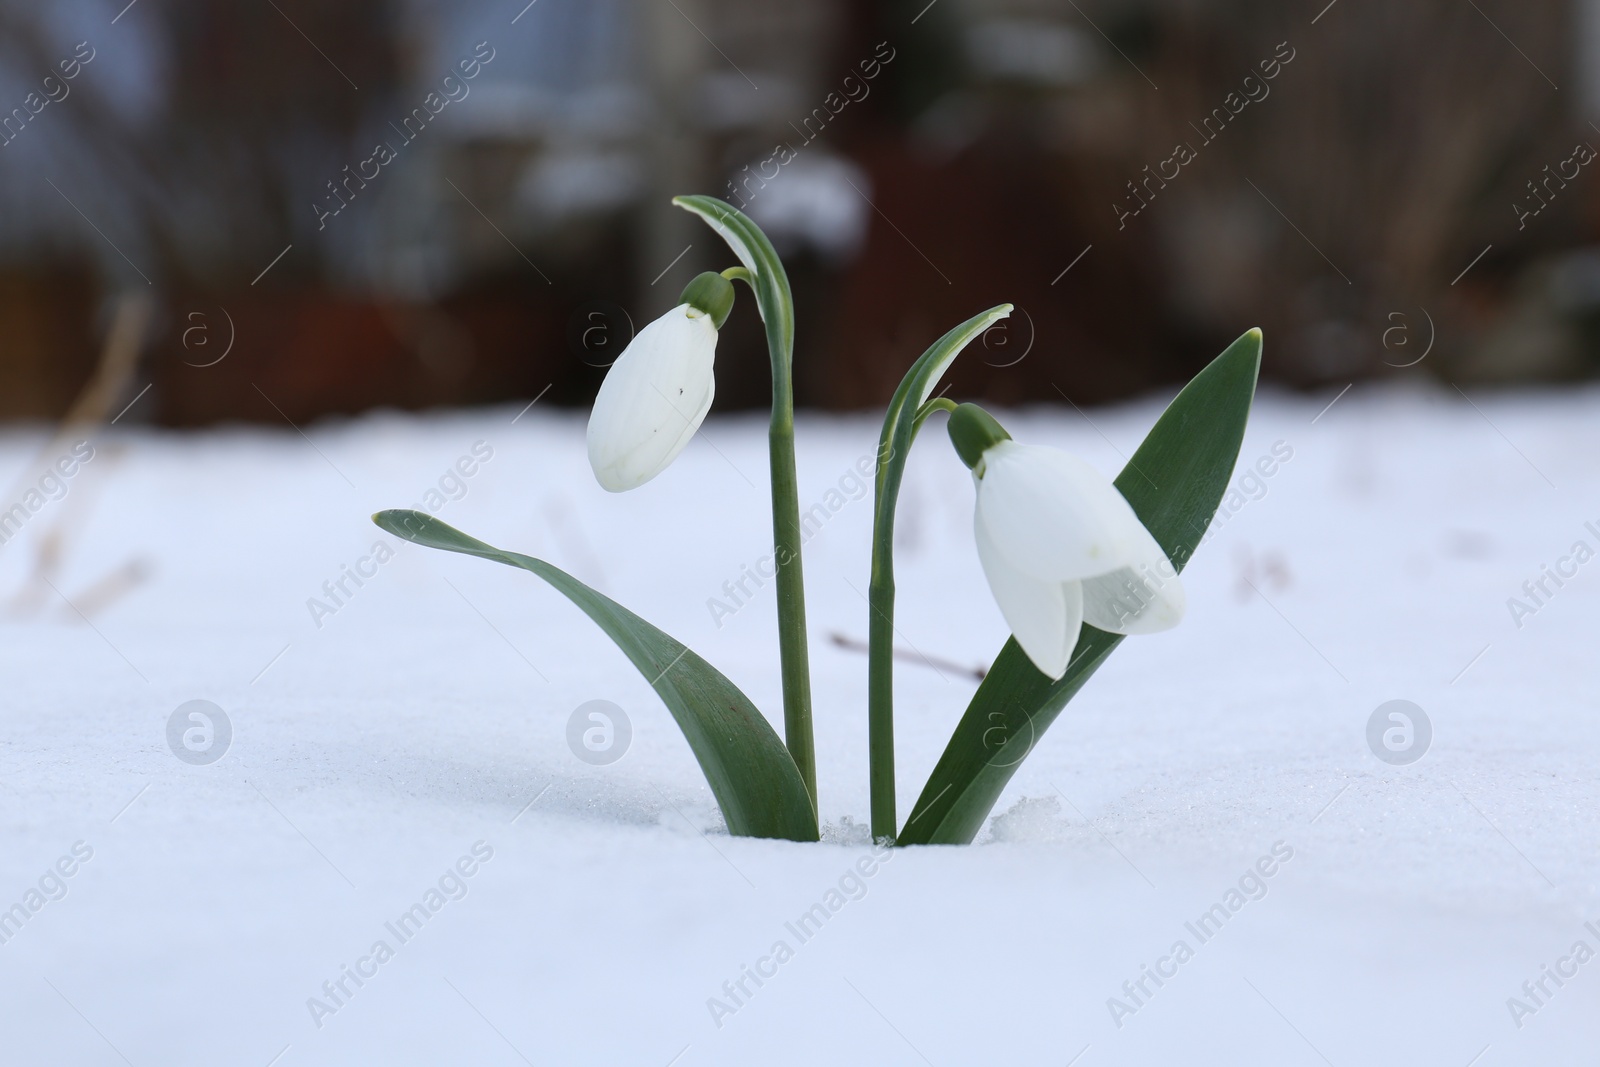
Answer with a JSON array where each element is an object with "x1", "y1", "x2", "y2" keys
[
  {"x1": 373, "y1": 509, "x2": 819, "y2": 842},
  {"x1": 899, "y1": 329, "x2": 1263, "y2": 845}
]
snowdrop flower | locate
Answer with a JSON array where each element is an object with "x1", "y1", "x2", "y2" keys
[
  {"x1": 587, "y1": 272, "x2": 735, "y2": 492},
  {"x1": 947, "y1": 403, "x2": 1185, "y2": 680}
]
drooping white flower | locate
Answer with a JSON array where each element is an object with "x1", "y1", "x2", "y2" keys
[
  {"x1": 586, "y1": 272, "x2": 734, "y2": 492},
  {"x1": 949, "y1": 404, "x2": 1184, "y2": 679}
]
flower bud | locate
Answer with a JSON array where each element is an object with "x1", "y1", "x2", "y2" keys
[{"x1": 586, "y1": 302, "x2": 722, "y2": 492}]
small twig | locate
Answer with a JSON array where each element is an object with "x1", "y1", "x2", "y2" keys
[{"x1": 829, "y1": 632, "x2": 986, "y2": 681}]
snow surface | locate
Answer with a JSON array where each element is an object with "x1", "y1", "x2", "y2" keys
[{"x1": 1, "y1": 383, "x2": 1598, "y2": 1065}]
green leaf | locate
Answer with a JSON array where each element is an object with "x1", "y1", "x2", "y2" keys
[
  {"x1": 898, "y1": 328, "x2": 1263, "y2": 845},
  {"x1": 373, "y1": 509, "x2": 819, "y2": 842}
]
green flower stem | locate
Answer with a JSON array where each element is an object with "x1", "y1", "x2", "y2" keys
[
  {"x1": 866, "y1": 559, "x2": 895, "y2": 840},
  {"x1": 765, "y1": 335, "x2": 816, "y2": 808},
  {"x1": 867, "y1": 396, "x2": 954, "y2": 841},
  {"x1": 912, "y1": 396, "x2": 957, "y2": 433},
  {"x1": 679, "y1": 196, "x2": 885, "y2": 817},
  {"x1": 688, "y1": 206, "x2": 816, "y2": 808},
  {"x1": 866, "y1": 305, "x2": 1012, "y2": 843}
]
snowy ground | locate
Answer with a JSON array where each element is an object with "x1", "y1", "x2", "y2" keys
[{"x1": 1, "y1": 382, "x2": 1598, "y2": 1066}]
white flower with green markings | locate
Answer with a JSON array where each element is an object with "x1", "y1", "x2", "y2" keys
[
  {"x1": 586, "y1": 272, "x2": 735, "y2": 492},
  {"x1": 947, "y1": 403, "x2": 1185, "y2": 680}
]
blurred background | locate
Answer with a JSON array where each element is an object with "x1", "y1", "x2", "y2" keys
[
  {"x1": 4, "y1": 11, "x2": 1600, "y2": 1062},
  {"x1": 0, "y1": 0, "x2": 1595, "y2": 425}
]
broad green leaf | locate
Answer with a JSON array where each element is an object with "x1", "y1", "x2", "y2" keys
[
  {"x1": 898, "y1": 329, "x2": 1263, "y2": 845},
  {"x1": 373, "y1": 510, "x2": 819, "y2": 842}
]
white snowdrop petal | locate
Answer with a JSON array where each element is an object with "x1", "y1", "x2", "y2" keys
[
  {"x1": 976, "y1": 441, "x2": 1141, "y2": 581},
  {"x1": 976, "y1": 518, "x2": 1083, "y2": 679},
  {"x1": 1080, "y1": 506, "x2": 1184, "y2": 633},
  {"x1": 587, "y1": 306, "x2": 718, "y2": 491},
  {"x1": 1080, "y1": 561, "x2": 1186, "y2": 634},
  {"x1": 638, "y1": 379, "x2": 715, "y2": 485}
]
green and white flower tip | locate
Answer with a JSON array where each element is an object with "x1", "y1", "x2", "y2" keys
[
  {"x1": 948, "y1": 403, "x2": 1185, "y2": 680},
  {"x1": 586, "y1": 272, "x2": 736, "y2": 492}
]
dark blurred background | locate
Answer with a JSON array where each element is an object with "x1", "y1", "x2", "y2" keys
[{"x1": 1, "y1": 0, "x2": 1596, "y2": 426}]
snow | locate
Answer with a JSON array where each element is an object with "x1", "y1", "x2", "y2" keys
[{"x1": 1, "y1": 382, "x2": 1597, "y2": 1065}]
